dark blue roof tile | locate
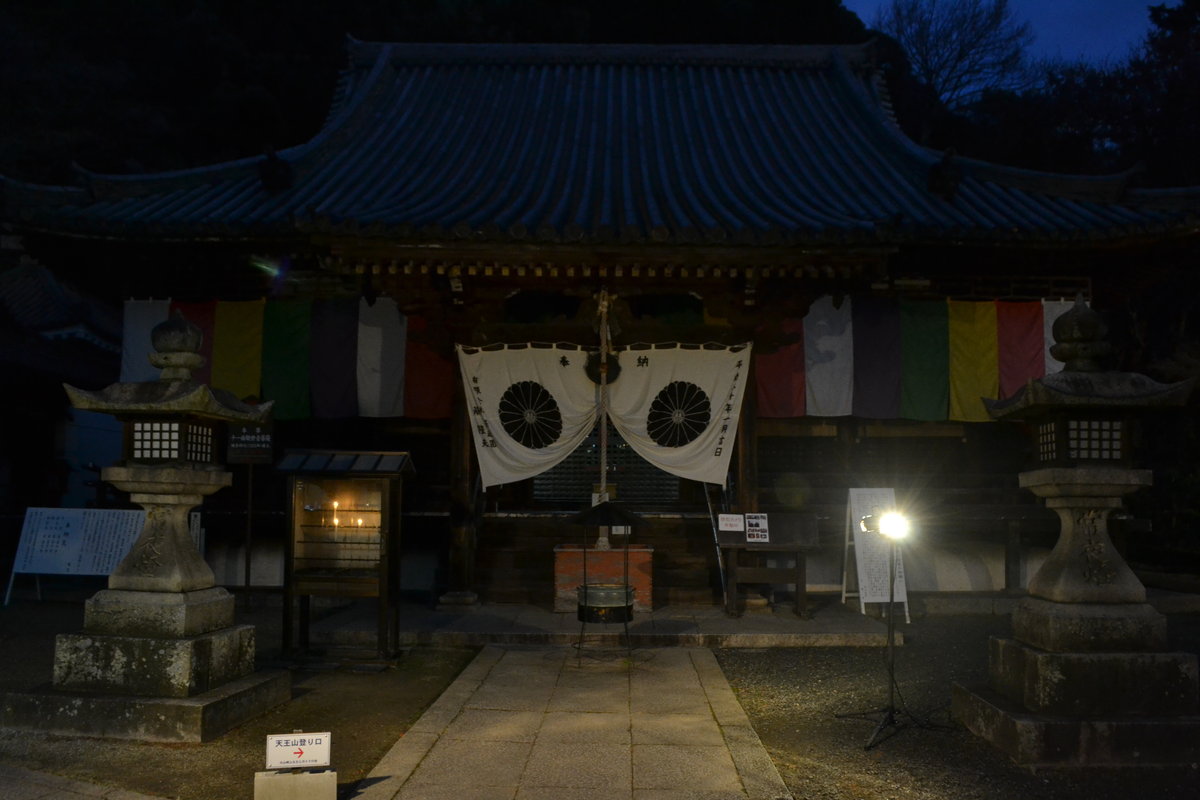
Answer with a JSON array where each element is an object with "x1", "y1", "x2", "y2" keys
[{"x1": 4, "y1": 41, "x2": 1198, "y2": 245}]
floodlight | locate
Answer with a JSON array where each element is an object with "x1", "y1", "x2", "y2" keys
[
  {"x1": 860, "y1": 511, "x2": 909, "y2": 539},
  {"x1": 878, "y1": 512, "x2": 909, "y2": 540}
]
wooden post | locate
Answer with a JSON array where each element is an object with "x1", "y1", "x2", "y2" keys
[
  {"x1": 439, "y1": 371, "x2": 479, "y2": 609},
  {"x1": 736, "y1": 354, "x2": 758, "y2": 512}
]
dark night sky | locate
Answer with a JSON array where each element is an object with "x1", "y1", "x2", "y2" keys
[{"x1": 845, "y1": 0, "x2": 1162, "y2": 63}]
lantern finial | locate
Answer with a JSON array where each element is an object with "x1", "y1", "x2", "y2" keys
[
  {"x1": 1049, "y1": 295, "x2": 1111, "y2": 373},
  {"x1": 147, "y1": 310, "x2": 206, "y2": 381}
]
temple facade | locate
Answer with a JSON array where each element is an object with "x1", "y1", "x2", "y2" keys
[{"x1": 3, "y1": 41, "x2": 1198, "y2": 607}]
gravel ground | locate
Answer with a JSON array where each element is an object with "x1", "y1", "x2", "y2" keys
[{"x1": 716, "y1": 610, "x2": 1200, "y2": 800}]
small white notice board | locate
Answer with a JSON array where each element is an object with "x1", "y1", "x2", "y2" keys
[
  {"x1": 842, "y1": 488, "x2": 908, "y2": 621},
  {"x1": 744, "y1": 513, "x2": 770, "y2": 542},
  {"x1": 266, "y1": 732, "x2": 332, "y2": 770},
  {"x1": 718, "y1": 513, "x2": 745, "y2": 532}
]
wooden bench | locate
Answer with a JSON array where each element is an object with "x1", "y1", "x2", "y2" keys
[{"x1": 719, "y1": 513, "x2": 820, "y2": 617}]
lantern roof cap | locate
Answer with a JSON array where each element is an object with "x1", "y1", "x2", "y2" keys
[
  {"x1": 63, "y1": 379, "x2": 272, "y2": 422},
  {"x1": 63, "y1": 310, "x2": 272, "y2": 422},
  {"x1": 985, "y1": 370, "x2": 1195, "y2": 420},
  {"x1": 986, "y1": 296, "x2": 1193, "y2": 419}
]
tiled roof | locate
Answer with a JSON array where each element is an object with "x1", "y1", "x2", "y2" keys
[{"x1": 3, "y1": 41, "x2": 1198, "y2": 246}]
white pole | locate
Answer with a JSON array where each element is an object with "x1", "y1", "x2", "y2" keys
[{"x1": 596, "y1": 290, "x2": 611, "y2": 550}]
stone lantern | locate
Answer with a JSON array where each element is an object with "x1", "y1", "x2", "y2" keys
[
  {"x1": 2, "y1": 312, "x2": 289, "y2": 742},
  {"x1": 953, "y1": 298, "x2": 1200, "y2": 768}
]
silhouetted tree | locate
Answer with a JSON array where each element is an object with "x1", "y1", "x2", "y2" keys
[{"x1": 871, "y1": 0, "x2": 1034, "y2": 110}]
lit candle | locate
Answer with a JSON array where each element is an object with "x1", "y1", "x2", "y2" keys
[{"x1": 357, "y1": 518, "x2": 363, "y2": 527}]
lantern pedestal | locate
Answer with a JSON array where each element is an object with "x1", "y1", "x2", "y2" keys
[
  {"x1": 1019, "y1": 467, "x2": 1152, "y2": 605},
  {"x1": 103, "y1": 463, "x2": 230, "y2": 592},
  {"x1": 953, "y1": 466, "x2": 1200, "y2": 768}
]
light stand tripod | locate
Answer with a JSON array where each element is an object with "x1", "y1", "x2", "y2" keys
[{"x1": 837, "y1": 512, "x2": 924, "y2": 750}]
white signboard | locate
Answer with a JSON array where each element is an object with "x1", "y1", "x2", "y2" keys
[
  {"x1": 745, "y1": 513, "x2": 770, "y2": 542},
  {"x1": 12, "y1": 508, "x2": 146, "y2": 576},
  {"x1": 718, "y1": 513, "x2": 745, "y2": 532},
  {"x1": 266, "y1": 732, "x2": 332, "y2": 770},
  {"x1": 846, "y1": 488, "x2": 907, "y2": 606},
  {"x1": 6, "y1": 508, "x2": 204, "y2": 605}
]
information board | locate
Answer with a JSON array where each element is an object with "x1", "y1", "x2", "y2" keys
[
  {"x1": 12, "y1": 508, "x2": 146, "y2": 576},
  {"x1": 745, "y1": 513, "x2": 770, "y2": 542},
  {"x1": 846, "y1": 488, "x2": 908, "y2": 607},
  {"x1": 227, "y1": 422, "x2": 274, "y2": 464},
  {"x1": 5, "y1": 508, "x2": 203, "y2": 605}
]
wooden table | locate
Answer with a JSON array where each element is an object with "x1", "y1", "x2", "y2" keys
[{"x1": 719, "y1": 513, "x2": 820, "y2": 617}]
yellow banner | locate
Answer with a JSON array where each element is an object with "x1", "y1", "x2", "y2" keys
[
  {"x1": 948, "y1": 300, "x2": 998, "y2": 422},
  {"x1": 211, "y1": 299, "x2": 265, "y2": 401}
]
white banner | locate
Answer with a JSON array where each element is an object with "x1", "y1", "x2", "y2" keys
[
  {"x1": 606, "y1": 343, "x2": 751, "y2": 485},
  {"x1": 457, "y1": 343, "x2": 599, "y2": 488},
  {"x1": 357, "y1": 296, "x2": 407, "y2": 417},
  {"x1": 804, "y1": 295, "x2": 854, "y2": 416}
]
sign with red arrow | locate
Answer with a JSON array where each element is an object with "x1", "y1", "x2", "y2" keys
[{"x1": 265, "y1": 732, "x2": 331, "y2": 770}]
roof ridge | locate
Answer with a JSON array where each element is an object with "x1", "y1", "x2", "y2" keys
[{"x1": 347, "y1": 39, "x2": 875, "y2": 69}]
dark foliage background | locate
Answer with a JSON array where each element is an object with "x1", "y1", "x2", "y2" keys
[{"x1": 0, "y1": 0, "x2": 871, "y2": 183}]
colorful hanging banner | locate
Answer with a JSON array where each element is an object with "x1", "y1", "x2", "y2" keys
[
  {"x1": 120, "y1": 294, "x2": 1074, "y2": 425},
  {"x1": 852, "y1": 296, "x2": 901, "y2": 419},
  {"x1": 310, "y1": 297, "x2": 359, "y2": 419},
  {"x1": 211, "y1": 299, "x2": 265, "y2": 401},
  {"x1": 755, "y1": 320, "x2": 805, "y2": 418},
  {"x1": 261, "y1": 299, "x2": 312, "y2": 420},
  {"x1": 997, "y1": 300, "x2": 1044, "y2": 398},
  {"x1": 948, "y1": 300, "x2": 999, "y2": 422},
  {"x1": 357, "y1": 297, "x2": 407, "y2": 418},
  {"x1": 899, "y1": 299, "x2": 949, "y2": 421},
  {"x1": 804, "y1": 295, "x2": 854, "y2": 416},
  {"x1": 405, "y1": 335, "x2": 455, "y2": 420}
]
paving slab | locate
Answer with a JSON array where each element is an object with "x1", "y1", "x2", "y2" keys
[
  {"x1": 354, "y1": 645, "x2": 793, "y2": 800},
  {"x1": 315, "y1": 598, "x2": 894, "y2": 649}
]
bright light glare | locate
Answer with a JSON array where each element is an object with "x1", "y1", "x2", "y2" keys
[
  {"x1": 878, "y1": 511, "x2": 910, "y2": 540},
  {"x1": 251, "y1": 256, "x2": 280, "y2": 277}
]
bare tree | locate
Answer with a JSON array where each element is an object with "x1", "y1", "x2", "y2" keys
[{"x1": 873, "y1": 0, "x2": 1035, "y2": 110}]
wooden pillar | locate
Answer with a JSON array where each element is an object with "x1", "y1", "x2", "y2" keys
[
  {"x1": 439, "y1": 373, "x2": 479, "y2": 609},
  {"x1": 736, "y1": 353, "x2": 758, "y2": 512}
]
